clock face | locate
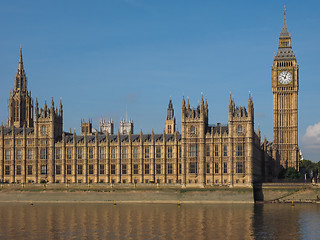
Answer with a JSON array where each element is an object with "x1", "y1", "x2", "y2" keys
[{"x1": 278, "y1": 71, "x2": 292, "y2": 84}]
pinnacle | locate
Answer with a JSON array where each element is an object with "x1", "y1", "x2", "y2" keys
[
  {"x1": 18, "y1": 46, "x2": 24, "y2": 71},
  {"x1": 168, "y1": 98, "x2": 173, "y2": 109},
  {"x1": 280, "y1": 6, "x2": 290, "y2": 37}
]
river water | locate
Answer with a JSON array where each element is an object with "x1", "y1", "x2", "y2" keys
[{"x1": 0, "y1": 203, "x2": 319, "y2": 239}]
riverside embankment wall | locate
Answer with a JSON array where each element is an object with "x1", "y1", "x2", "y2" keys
[
  {"x1": 258, "y1": 183, "x2": 320, "y2": 203},
  {"x1": 0, "y1": 183, "x2": 319, "y2": 203}
]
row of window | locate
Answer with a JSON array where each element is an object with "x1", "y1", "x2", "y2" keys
[
  {"x1": 5, "y1": 140, "x2": 34, "y2": 145},
  {"x1": 276, "y1": 59, "x2": 293, "y2": 67},
  {"x1": 3, "y1": 144, "x2": 245, "y2": 160},
  {"x1": 105, "y1": 179, "x2": 246, "y2": 185},
  {"x1": 189, "y1": 125, "x2": 244, "y2": 135},
  {"x1": 4, "y1": 149, "x2": 46, "y2": 160},
  {"x1": 4, "y1": 162, "x2": 245, "y2": 176},
  {"x1": 6, "y1": 125, "x2": 244, "y2": 146}
]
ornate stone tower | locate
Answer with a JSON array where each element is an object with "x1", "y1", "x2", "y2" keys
[
  {"x1": 100, "y1": 118, "x2": 114, "y2": 134},
  {"x1": 81, "y1": 119, "x2": 93, "y2": 135},
  {"x1": 7, "y1": 47, "x2": 33, "y2": 128},
  {"x1": 165, "y1": 99, "x2": 176, "y2": 134},
  {"x1": 272, "y1": 8, "x2": 299, "y2": 169},
  {"x1": 228, "y1": 94, "x2": 255, "y2": 185},
  {"x1": 181, "y1": 96, "x2": 208, "y2": 186},
  {"x1": 119, "y1": 117, "x2": 133, "y2": 135}
]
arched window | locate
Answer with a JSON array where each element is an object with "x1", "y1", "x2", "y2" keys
[
  {"x1": 41, "y1": 126, "x2": 47, "y2": 135},
  {"x1": 237, "y1": 125, "x2": 243, "y2": 134},
  {"x1": 190, "y1": 126, "x2": 195, "y2": 134}
]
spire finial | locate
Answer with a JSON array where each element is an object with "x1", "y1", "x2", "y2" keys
[
  {"x1": 51, "y1": 97, "x2": 54, "y2": 109},
  {"x1": 200, "y1": 92, "x2": 204, "y2": 106},
  {"x1": 284, "y1": 5, "x2": 286, "y2": 16},
  {"x1": 59, "y1": 97, "x2": 63, "y2": 115},
  {"x1": 18, "y1": 45, "x2": 24, "y2": 71},
  {"x1": 126, "y1": 106, "x2": 128, "y2": 122},
  {"x1": 280, "y1": 5, "x2": 290, "y2": 37}
]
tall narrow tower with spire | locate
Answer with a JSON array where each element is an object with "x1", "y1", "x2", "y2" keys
[
  {"x1": 7, "y1": 47, "x2": 33, "y2": 128},
  {"x1": 272, "y1": 7, "x2": 299, "y2": 169},
  {"x1": 165, "y1": 99, "x2": 176, "y2": 134}
]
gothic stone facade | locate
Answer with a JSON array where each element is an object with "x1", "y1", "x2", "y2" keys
[
  {"x1": 0, "y1": 93, "x2": 268, "y2": 186},
  {"x1": 0, "y1": 48, "x2": 270, "y2": 186},
  {"x1": 272, "y1": 10, "x2": 299, "y2": 169},
  {"x1": 2, "y1": 14, "x2": 301, "y2": 185}
]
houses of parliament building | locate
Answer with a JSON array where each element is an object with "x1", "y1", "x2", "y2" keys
[{"x1": 0, "y1": 11, "x2": 298, "y2": 186}]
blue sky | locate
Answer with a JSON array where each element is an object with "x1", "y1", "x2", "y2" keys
[{"x1": 0, "y1": 0, "x2": 320, "y2": 161}]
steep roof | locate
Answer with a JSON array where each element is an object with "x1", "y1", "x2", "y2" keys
[
  {"x1": 59, "y1": 132, "x2": 181, "y2": 144},
  {"x1": 279, "y1": 10, "x2": 290, "y2": 38}
]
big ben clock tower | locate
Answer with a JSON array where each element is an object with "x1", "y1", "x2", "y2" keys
[{"x1": 272, "y1": 7, "x2": 299, "y2": 169}]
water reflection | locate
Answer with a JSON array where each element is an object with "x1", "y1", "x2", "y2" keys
[{"x1": 0, "y1": 203, "x2": 320, "y2": 239}]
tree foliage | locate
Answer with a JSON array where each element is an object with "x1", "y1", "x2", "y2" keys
[
  {"x1": 278, "y1": 160, "x2": 319, "y2": 180},
  {"x1": 278, "y1": 167, "x2": 302, "y2": 179},
  {"x1": 285, "y1": 167, "x2": 302, "y2": 179},
  {"x1": 300, "y1": 159, "x2": 319, "y2": 172},
  {"x1": 299, "y1": 159, "x2": 320, "y2": 178}
]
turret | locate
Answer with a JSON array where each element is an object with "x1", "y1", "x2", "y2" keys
[
  {"x1": 182, "y1": 96, "x2": 185, "y2": 108},
  {"x1": 257, "y1": 125, "x2": 261, "y2": 140},
  {"x1": 50, "y1": 97, "x2": 55, "y2": 116},
  {"x1": 182, "y1": 95, "x2": 208, "y2": 122},
  {"x1": 81, "y1": 119, "x2": 92, "y2": 135},
  {"x1": 204, "y1": 98, "x2": 208, "y2": 115},
  {"x1": 151, "y1": 129, "x2": 154, "y2": 143},
  {"x1": 119, "y1": 116, "x2": 133, "y2": 135},
  {"x1": 140, "y1": 129, "x2": 143, "y2": 144},
  {"x1": 228, "y1": 94, "x2": 255, "y2": 139},
  {"x1": 247, "y1": 92, "x2": 254, "y2": 121},
  {"x1": 167, "y1": 99, "x2": 174, "y2": 120},
  {"x1": 166, "y1": 99, "x2": 176, "y2": 134},
  {"x1": 100, "y1": 117, "x2": 114, "y2": 134},
  {"x1": 35, "y1": 98, "x2": 39, "y2": 120},
  {"x1": 181, "y1": 95, "x2": 208, "y2": 139},
  {"x1": 228, "y1": 94, "x2": 235, "y2": 119},
  {"x1": 59, "y1": 99, "x2": 63, "y2": 117},
  {"x1": 200, "y1": 94, "x2": 204, "y2": 110},
  {"x1": 181, "y1": 96, "x2": 186, "y2": 120},
  {"x1": 15, "y1": 46, "x2": 27, "y2": 91},
  {"x1": 43, "y1": 100, "x2": 48, "y2": 117},
  {"x1": 7, "y1": 46, "x2": 33, "y2": 128}
]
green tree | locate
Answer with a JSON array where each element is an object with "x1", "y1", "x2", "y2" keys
[
  {"x1": 300, "y1": 159, "x2": 319, "y2": 178},
  {"x1": 285, "y1": 167, "x2": 302, "y2": 179},
  {"x1": 278, "y1": 166, "x2": 302, "y2": 179}
]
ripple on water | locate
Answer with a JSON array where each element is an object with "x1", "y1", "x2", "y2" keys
[{"x1": 0, "y1": 203, "x2": 319, "y2": 240}]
